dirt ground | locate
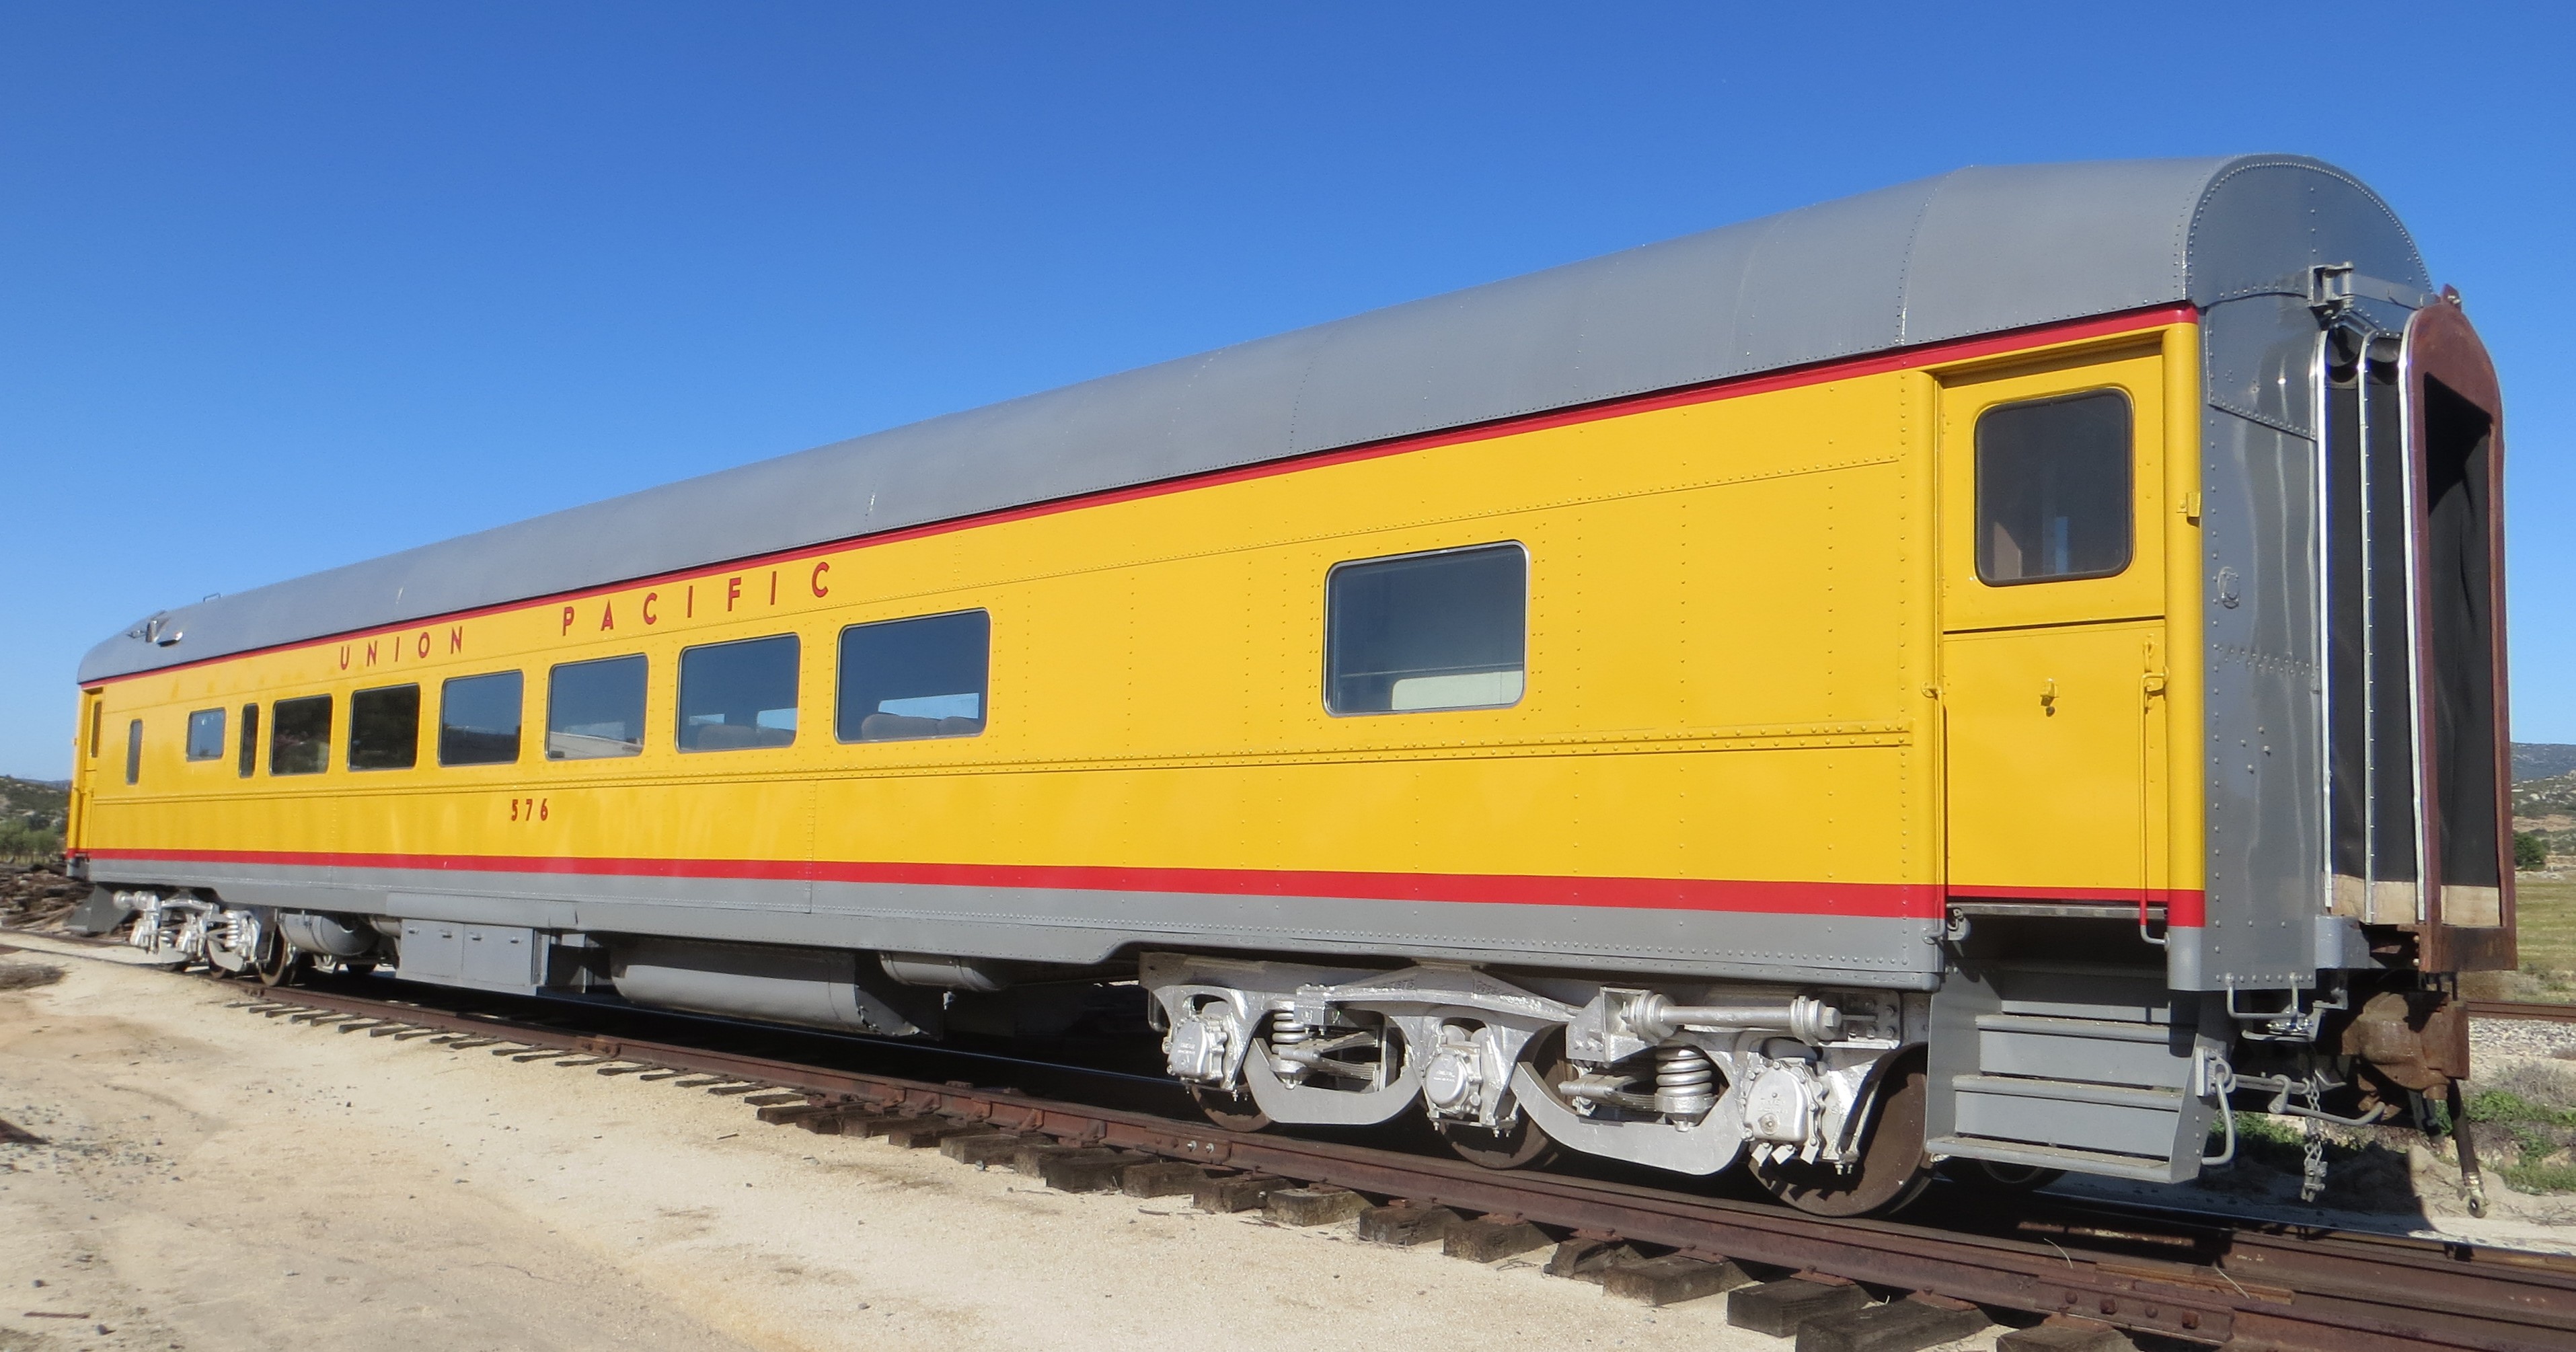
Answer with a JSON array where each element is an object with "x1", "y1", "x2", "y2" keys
[{"x1": 0, "y1": 940, "x2": 2019, "y2": 1352}]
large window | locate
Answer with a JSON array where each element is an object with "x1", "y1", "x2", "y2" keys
[
  {"x1": 440, "y1": 671, "x2": 524, "y2": 765},
  {"x1": 271, "y1": 696, "x2": 332, "y2": 776},
  {"x1": 679, "y1": 635, "x2": 799, "y2": 751},
  {"x1": 547, "y1": 655, "x2": 647, "y2": 760},
  {"x1": 1325, "y1": 543, "x2": 1527, "y2": 714},
  {"x1": 1975, "y1": 391, "x2": 2133, "y2": 585},
  {"x1": 237, "y1": 704, "x2": 260, "y2": 778},
  {"x1": 349, "y1": 684, "x2": 420, "y2": 770},
  {"x1": 185, "y1": 708, "x2": 225, "y2": 761},
  {"x1": 837, "y1": 611, "x2": 989, "y2": 742}
]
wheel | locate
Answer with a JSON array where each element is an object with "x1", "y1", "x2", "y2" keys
[
  {"x1": 1189, "y1": 1083, "x2": 1272, "y2": 1133},
  {"x1": 252, "y1": 927, "x2": 307, "y2": 987},
  {"x1": 1438, "y1": 1115, "x2": 1561, "y2": 1170},
  {"x1": 1750, "y1": 1049, "x2": 1932, "y2": 1217}
]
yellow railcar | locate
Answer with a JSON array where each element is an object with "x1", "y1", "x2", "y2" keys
[{"x1": 67, "y1": 157, "x2": 2510, "y2": 1213}]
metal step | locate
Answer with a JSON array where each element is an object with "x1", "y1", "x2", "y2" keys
[
  {"x1": 1948, "y1": 1073, "x2": 2189, "y2": 1162},
  {"x1": 1924, "y1": 1133, "x2": 2193, "y2": 1183},
  {"x1": 1971, "y1": 1012, "x2": 2193, "y2": 1089}
]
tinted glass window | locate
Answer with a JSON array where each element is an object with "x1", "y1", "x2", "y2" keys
[
  {"x1": 237, "y1": 704, "x2": 260, "y2": 778},
  {"x1": 1975, "y1": 391, "x2": 2132, "y2": 585},
  {"x1": 186, "y1": 708, "x2": 225, "y2": 761},
  {"x1": 124, "y1": 718, "x2": 142, "y2": 785},
  {"x1": 1326, "y1": 543, "x2": 1527, "y2": 714},
  {"x1": 440, "y1": 671, "x2": 524, "y2": 765},
  {"x1": 837, "y1": 611, "x2": 989, "y2": 742},
  {"x1": 547, "y1": 654, "x2": 647, "y2": 759},
  {"x1": 270, "y1": 696, "x2": 332, "y2": 776},
  {"x1": 88, "y1": 702, "x2": 102, "y2": 759},
  {"x1": 679, "y1": 635, "x2": 798, "y2": 751},
  {"x1": 349, "y1": 684, "x2": 420, "y2": 770}
]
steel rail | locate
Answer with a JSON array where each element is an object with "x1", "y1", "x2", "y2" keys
[
  {"x1": 215, "y1": 979, "x2": 2576, "y2": 1351},
  {"x1": 2466, "y1": 1000, "x2": 2576, "y2": 1025}
]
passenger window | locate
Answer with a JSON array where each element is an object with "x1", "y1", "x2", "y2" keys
[
  {"x1": 185, "y1": 708, "x2": 225, "y2": 761},
  {"x1": 547, "y1": 654, "x2": 647, "y2": 760},
  {"x1": 270, "y1": 695, "x2": 332, "y2": 776},
  {"x1": 679, "y1": 635, "x2": 799, "y2": 751},
  {"x1": 124, "y1": 719, "x2": 143, "y2": 785},
  {"x1": 1975, "y1": 391, "x2": 2133, "y2": 585},
  {"x1": 1326, "y1": 543, "x2": 1527, "y2": 714},
  {"x1": 349, "y1": 684, "x2": 421, "y2": 770},
  {"x1": 439, "y1": 671, "x2": 524, "y2": 765},
  {"x1": 238, "y1": 704, "x2": 260, "y2": 778},
  {"x1": 837, "y1": 611, "x2": 989, "y2": 742}
]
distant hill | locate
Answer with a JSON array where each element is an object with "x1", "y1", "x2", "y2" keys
[
  {"x1": 0, "y1": 777, "x2": 69, "y2": 830},
  {"x1": 2517, "y1": 744, "x2": 2576, "y2": 783}
]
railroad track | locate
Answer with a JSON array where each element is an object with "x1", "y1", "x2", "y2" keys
[
  {"x1": 200, "y1": 974, "x2": 2576, "y2": 1352},
  {"x1": 2466, "y1": 1000, "x2": 2576, "y2": 1025}
]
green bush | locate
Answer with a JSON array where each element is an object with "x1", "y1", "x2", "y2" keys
[
  {"x1": 2520, "y1": 831, "x2": 2552, "y2": 872},
  {"x1": 0, "y1": 819, "x2": 62, "y2": 864}
]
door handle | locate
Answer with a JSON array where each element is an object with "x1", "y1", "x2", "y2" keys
[{"x1": 2040, "y1": 678, "x2": 2057, "y2": 714}]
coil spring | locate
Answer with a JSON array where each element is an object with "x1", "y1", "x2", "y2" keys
[
  {"x1": 1269, "y1": 1008, "x2": 1312, "y2": 1048},
  {"x1": 1653, "y1": 1044, "x2": 1716, "y2": 1116}
]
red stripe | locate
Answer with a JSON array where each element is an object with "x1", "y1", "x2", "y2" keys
[
  {"x1": 85, "y1": 304, "x2": 2197, "y2": 689},
  {"x1": 85, "y1": 846, "x2": 2205, "y2": 925}
]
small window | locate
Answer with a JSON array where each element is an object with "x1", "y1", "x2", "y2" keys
[
  {"x1": 1975, "y1": 391, "x2": 2133, "y2": 585},
  {"x1": 1326, "y1": 543, "x2": 1527, "y2": 714},
  {"x1": 88, "y1": 701, "x2": 103, "y2": 759},
  {"x1": 185, "y1": 708, "x2": 226, "y2": 761},
  {"x1": 237, "y1": 704, "x2": 260, "y2": 778},
  {"x1": 270, "y1": 695, "x2": 332, "y2": 776},
  {"x1": 679, "y1": 635, "x2": 799, "y2": 751},
  {"x1": 124, "y1": 718, "x2": 143, "y2": 785},
  {"x1": 838, "y1": 611, "x2": 989, "y2": 742},
  {"x1": 349, "y1": 684, "x2": 420, "y2": 770},
  {"x1": 547, "y1": 654, "x2": 648, "y2": 760},
  {"x1": 440, "y1": 671, "x2": 524, "y2": 765}
]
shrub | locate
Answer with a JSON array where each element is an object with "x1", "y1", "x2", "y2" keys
[{"x1": 2518, "y1": 831, "x2": 2552, "y2": 872}]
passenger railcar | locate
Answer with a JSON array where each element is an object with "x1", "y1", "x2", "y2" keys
[{"x1": 65, "y1": 156, "x2": 2511, "y2": 1214}]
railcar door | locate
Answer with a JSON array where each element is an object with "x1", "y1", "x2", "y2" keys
[{"x1": 1937, "y1": 349, "x2": 2170, "y2": 913}]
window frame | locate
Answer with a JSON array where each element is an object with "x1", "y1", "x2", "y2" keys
[
  {"x1": 544, "y1": 653, "x2": 650, "y2": 761},
  {"x1": 1322, "y1": 540, "x2": 1531, "y2": 718},
  {"x1": 1971, "y1": 386, "x2": 2136, "y2": 589},
  {"x1": 268, "y1": 694, "x2": 334, "y2": 777},
  {"x1": 184, "y1": 708, "x2": 226, "y2": 762},
  {"x1": 676, "y1": 632, "x2": 802, "y2": 753},
  {"x1": 834, "y1": 608, "x2": 992, "y2": 744},
  {"x1": 437, "y1": 669, "x2": 526, "y2": 767},
  {"x1": 347, "y1": 682, "x2": 422, "y2": 772}
]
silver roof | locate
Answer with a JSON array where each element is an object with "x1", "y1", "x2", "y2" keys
[{"x1": 83, "y1": 154, "x2": 2428, "y2": 683}]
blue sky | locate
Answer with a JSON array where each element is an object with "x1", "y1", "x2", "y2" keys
[{"x1": 3, "y1": 3, "x2": 2571, "y2": 780}]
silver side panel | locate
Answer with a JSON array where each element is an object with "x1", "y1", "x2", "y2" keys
[
  {"x1": 2183, "y1": 161, "x2": 2433, "y2": 991},
  {"x1": 93, "y1": 857, "x2": 1942, "y2": 988}
]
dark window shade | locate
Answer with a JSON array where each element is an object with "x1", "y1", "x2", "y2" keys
[
  {"x1": 270, "y1": 696, "x2": 332, "y2": 776},
  {"x1": 349, "y1": 685, "x2": 420, "y2": 770}
]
